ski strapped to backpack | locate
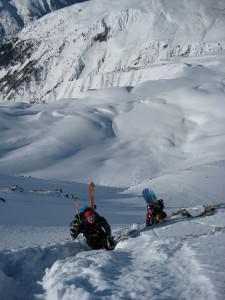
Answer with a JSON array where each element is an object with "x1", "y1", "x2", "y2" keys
[
  {"x1": 71, "y1": 182, "x2": 97, "y2": 223},
  {"x1": 88, "y1": 181, "x2": 95, "y2": 209},
  {"x1": 141, "y1": 188, "x2": 225, "y2": 225}
]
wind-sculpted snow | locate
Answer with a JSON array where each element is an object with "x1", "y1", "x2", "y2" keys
[
  {"x1": 1, "y1": 53, "x2": 225, "y2": 186},
  {"x1": 0, "y1": 0, "x2": 225, "y2": 102}
]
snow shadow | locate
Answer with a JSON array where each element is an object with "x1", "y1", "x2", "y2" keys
[{"x1": 0, "y1": 240, "x2": 85, "y2": 300}]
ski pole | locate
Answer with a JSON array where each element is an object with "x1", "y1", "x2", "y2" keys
[
  {"x1": 72, "y1": 193, "x2": 82, "y2": 246},
  {"x1": 72, "y1": 193, "x2": 81, "y2": 222}
]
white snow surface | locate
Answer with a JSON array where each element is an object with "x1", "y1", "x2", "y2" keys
[
  {"x1": 0, "y1": 0, "x2": 85, "y2": 37},
  {"x1": 1, "y1": 0, "x2": 225, "y2": 101},
  {"x1": 1, "y1": 53, "x2": 225, "y2": 187},
  {"x1": 1, "y1": 0, "x2": 225, "y2": 299},
  {"x1": 0, "y1": 174, "x2": 225, "y2": 300},
  {"x1": 1, "y1": 50, "x2": 225, "y2": 299}
]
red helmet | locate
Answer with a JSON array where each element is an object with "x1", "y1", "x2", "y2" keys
[
  {"x1": 84, "y1": 210, "x2": 94, "y2": 218},
  {"x1": 84, "y1": 210, "x2": 95, "y2": 223}
]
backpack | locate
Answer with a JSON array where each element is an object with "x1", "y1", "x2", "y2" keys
[{"x1": 142, "y1": 188, "x2": 158, "y2": 204}]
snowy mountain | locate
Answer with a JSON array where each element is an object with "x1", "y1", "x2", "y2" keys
[
  {"x1": 0, "y1": 0, "x2": 87, "y2": 38},
  {"x1": 0, "y1": 0, "x2": 225, "y2": 102},
  {"x1": 1, "y1": 1, "x2": 225, "y2": 299},
  {"x1": 1, "y1": 52, "x2": 225, "y2": 186}
]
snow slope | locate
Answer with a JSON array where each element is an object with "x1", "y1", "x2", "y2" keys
[
  {"x1": 1, "y1": 0, "x2": 225, "y2": 102},
  {"x1": 1, "y1": 52, "x2": 225, "y2": 186},
  {"x1": 1, "y1": 1, "x2": 225, "y2": 299},
  {"x1": 0, "y1": 175, "x2": 225, "y2": 300},
  {"x1": 0, "y1": 0, "x2": 87, "y2": 37},
  {"x1": 1, "y1": 51, "x2": 225, "y2": 299}
]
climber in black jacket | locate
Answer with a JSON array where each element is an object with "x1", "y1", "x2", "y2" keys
[{"x1": 70, "y1": 208, "x2": 115, "y2": 250}]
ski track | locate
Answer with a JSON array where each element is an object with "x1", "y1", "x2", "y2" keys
[
  {"x1": 40, "y1": 233, "x2": 216, "y2": 300},
  {"x1": 0, "y1": 220, "x2": 224, "y2": 300},
  {"x1": 114, "y1": 237, "x2": 216, "y2": 300},
  {"x1": 40, "y1": 230, "x2": 217, "y2": 300}
]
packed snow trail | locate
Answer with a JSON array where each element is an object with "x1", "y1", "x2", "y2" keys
[
  {"x1": 1, "y1": 210, "x2": 225, "y2": 300},
  {"x1": 40, "y1": 224, "x2": 221, "y2": 300},
  {"x1": 1, "y1": 176, "x2": 225, "y2": 300}
]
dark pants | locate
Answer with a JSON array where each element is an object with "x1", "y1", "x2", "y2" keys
[
  {"x1": 146, "y1": 204, "x2": 154, "y2": 226},
  {"x1": 86, "y1": 237, "x2": 115, "y2": 250},
  {"x1": 146, "y1": 204, "x2": 167, "y2": 226}
]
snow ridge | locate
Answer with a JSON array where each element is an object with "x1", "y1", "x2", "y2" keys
[
  {"x1": 1, "y1": 0, "x2": 225, "y2": 102},
  {"x1": 0, "y1": 0, "x2": 88, "y2": 38}
]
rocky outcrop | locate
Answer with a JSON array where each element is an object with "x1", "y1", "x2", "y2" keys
[
  {"x1": 0, "y1": 0, "x2": 225, "y2": 102},
  {"x1": 0, "y1": 0, "x2": 87, "y2": 38}
]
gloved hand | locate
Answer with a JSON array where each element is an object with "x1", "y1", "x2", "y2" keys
[
  {"x1": 158, "y1": 199, "x2": 165, "y2": 209},
  {"x1": 70, "y1": 220, "x2": 81, "y2": 239},
  {"x1": 106, "y1": 236, "x2": 116, "y2": 250}
]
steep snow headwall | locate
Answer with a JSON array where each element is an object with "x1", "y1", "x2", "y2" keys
[
  {"x1": 0, "y1": 0, "x2": 87, "y2": 37},
  {"x1": 0, "y1": 0, "x2": 225, "y2": 102}
]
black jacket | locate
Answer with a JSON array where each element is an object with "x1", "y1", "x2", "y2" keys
[{"x1": 70, "y1": 211, "x2": 112, "y2": 249}]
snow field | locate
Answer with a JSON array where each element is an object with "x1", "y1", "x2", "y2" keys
[{"x1": 1, "y1": 1, "x2": 225, "y2": 299}]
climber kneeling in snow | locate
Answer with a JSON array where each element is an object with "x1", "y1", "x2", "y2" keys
[
  {"x1": 142, "y1": 188, "x2": 167, "y2": 226},
  {"x1": 70, "y1": 207, "x2": 116, "y2": 250}
]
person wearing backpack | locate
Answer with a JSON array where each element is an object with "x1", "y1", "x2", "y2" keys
[
  {"x1": 142, "y1": 188, "x2": 167, "y2": 226},
  {"x1": 70, "y1": 207, "x2": 116, "y2": 250}
]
